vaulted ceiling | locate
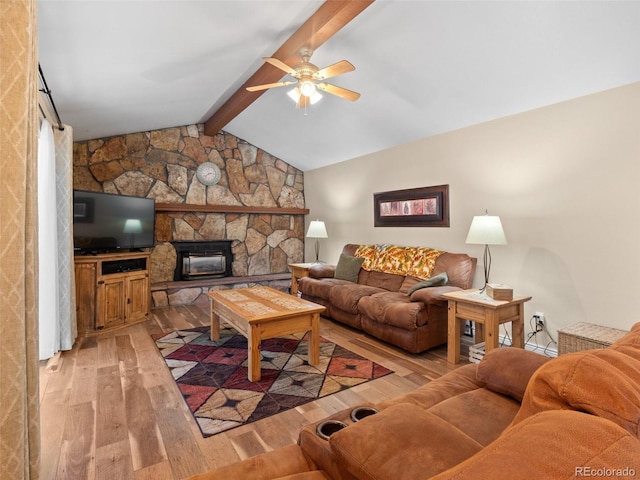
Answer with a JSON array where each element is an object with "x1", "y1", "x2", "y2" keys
[{"x1": 38, "y1": 1, "x2": 640, "y2": 171}]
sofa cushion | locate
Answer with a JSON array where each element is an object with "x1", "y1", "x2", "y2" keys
[
  {"x1": 329, "y1": 403, "x2": 483, "y2": 480},
  {"x1": 333, "y1": 254, "x2": 364, "y2": 283},
  {"x1": 476, "y1": 348, "x2": 551, "y2": 402},
  {"x1": 359, "y1": 270, "x2": 405, "y2": 291},
  {"x1": 358, "y1": 292, "x2": 428, "y2": 329},
  {"x1": 426, "y1": 387, "x2": 521, "y2": 446},
  {"x1": 430, "y1": 410, "x2": 640, "y2": 480},
  {"x1": 398, "y1": 275, "x2": 421, "y2": 294},
  {"x1": 407, "y1": 272, "x2": 449, "y2": 295},
  {"x1": 513, "y1": 339, "x2": 640, "y2": 435},
  {"x1": 377, "y1": 364, "x2": 482, "y2": 410},
  {"x1": 328, "y1": 284, "x2": 386, "y2": 314},
  {"x1": 298, "y1": 277, "x2": 351, "y2": 299}
]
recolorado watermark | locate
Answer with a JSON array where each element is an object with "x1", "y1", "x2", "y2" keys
[{"x1": 576, "y1": 467, "x2": 636, "y2": 477}]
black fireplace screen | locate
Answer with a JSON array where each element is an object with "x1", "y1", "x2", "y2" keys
[
  {"x1": 181, "y1": 252, "x2": 226, "y2": 280},
  {"x1": 172, "y1": 241, "x2": 233, "y2": 281}
]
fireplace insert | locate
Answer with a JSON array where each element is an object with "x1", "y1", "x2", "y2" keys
[{"x1": 172, "y1": 241, "x2": 233, "y2": 281}]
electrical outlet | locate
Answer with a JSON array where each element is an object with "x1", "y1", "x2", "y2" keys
[{"x1": 533, "y1": 311, "x2": 545, "y2": 331}]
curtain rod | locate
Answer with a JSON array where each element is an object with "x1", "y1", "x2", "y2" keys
[{"x1": 38, "y1": 64, "x2": 64, "y2": 131}]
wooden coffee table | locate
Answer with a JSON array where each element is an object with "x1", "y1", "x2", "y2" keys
[{"x1": 207, "y1": 286, "x2": 326, "y2": 381}]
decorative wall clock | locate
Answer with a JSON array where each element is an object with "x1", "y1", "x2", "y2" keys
[{"x1": 196, "y1": 162, "x2": 221, "y2": 186}]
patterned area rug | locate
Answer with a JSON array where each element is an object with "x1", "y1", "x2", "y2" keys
[{"x1": 152, "y1": 326, "x2": 392, "y2": 437}]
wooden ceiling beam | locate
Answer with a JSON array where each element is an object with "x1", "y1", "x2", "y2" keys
[{"x1": 203, "y1": 0, "x2": 374, "y2": 137}]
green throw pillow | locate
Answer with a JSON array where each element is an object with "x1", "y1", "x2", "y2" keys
[
  {"x1": 407, "y1": 272, "x2": 448, "y2": 295},
  {"x1": 334, "y1": 254, "x2": 364, "y2": 283}
]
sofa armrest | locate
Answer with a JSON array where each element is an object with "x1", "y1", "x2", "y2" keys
[
  {"x1": 409, "y1": 285, "x2": 461, "y2": 304},
  {"x1": 476, "y1": 348, "x2": 551, "y2": 402},
  {"x1": 309, "y1": 264, "x2": 336, "y2": 279}
]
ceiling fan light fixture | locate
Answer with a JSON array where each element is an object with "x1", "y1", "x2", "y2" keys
[
  {"x1": 299, "y1": 79, "x2": 317, "y2": 97},
  {"x1": 309, "y1": 91, "x2": 323, "y2": 104},
  {"x1": 287, "y1": 87, "x2": 301, "y2": 103},
  {"x1": 287, "y1": 87, "x2": 322, "y2": 106}
]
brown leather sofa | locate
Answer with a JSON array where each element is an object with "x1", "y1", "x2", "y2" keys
[
  {"x1": 186, "y1": 322, "x2": 640, "y2": 480},
  {"x1": 298, "y1": 244, "x2": 477, "y2": 353}
]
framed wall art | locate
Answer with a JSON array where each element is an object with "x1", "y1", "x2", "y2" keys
[{"x1": 374, "y1": 184, "x2": 449, "y2": 227}]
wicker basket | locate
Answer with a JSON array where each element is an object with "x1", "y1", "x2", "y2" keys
[
  {"x1": 469, "y1": 342, "x2": 485, "y2": 364},
  {"x1": 558, "y1": 322, "x2": 627, "y2": 355}
]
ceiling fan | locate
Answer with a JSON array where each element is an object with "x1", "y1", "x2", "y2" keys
[{"x1": 246, "y1": 48, "x2": 360, "y2": 108}]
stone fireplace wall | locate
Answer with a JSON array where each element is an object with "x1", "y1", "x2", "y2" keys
[{"x1": 73, "y1": 124, "x2": 305, "y2": 305}]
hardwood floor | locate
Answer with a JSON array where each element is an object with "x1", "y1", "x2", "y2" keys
[{"x1": 39, "y1": 305, "x2": 471, "y2": 480}]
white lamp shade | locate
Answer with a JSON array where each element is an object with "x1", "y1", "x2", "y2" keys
[
  {"x1": 306, "y1": 220, "x2": 328, "y2": 238},
  {"x1": 465, "y1": 215, "x2": 507, "y2": 245}
]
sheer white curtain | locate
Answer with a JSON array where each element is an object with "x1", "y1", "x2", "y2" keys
[
  {"x1": 38, "y1": 119, "x2": 76, "y2": 360},
  {"x1": 38, "y1": 119, "x2": 60, "y2": 359}
]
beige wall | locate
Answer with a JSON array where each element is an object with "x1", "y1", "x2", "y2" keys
[{"x1": 304, "y1": 82, "x2": 640, "y2": 345}]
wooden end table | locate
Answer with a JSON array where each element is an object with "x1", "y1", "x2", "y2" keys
[
  {"x1": 288, "y1": 262, "x2": 316, "y2": 296},
  {"x1": 441, "y1": 289, "x2": 532, "y2": 364},
  {"x1": 207, "y1": 286, "x2": 325, "y2": 381}
]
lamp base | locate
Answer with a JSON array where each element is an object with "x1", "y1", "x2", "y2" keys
[
  {"x1": 479, "y1": 244, "x2": 492, "y2": 293},
  {"x1": 314, "y1": 239, "x2": 320, "y2": 263}
]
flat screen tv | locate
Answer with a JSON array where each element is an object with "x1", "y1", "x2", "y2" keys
[{"x1": 73, "y1": 190, "x2": 155, "y2": 253}]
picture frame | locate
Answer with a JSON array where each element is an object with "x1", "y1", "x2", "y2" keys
[{"x1": 374, "y1": 184, "x2": 449, "y2": 227}]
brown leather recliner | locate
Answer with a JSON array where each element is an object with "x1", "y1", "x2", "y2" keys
[
  {"x1": 186, "y1": 323, "x2": 640, "y2": 480},
  {"x1": 298, "y1": 244, "x2": 477, "y2": 353}
]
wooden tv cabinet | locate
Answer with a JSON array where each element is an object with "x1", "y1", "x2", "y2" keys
[{"x1": 74, "y1": 251, "x2": 151, "y2": 336}]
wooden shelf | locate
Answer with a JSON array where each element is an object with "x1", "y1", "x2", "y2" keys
[{"x1": 155, "y1": 203, "x2": 309, "y2": 215}]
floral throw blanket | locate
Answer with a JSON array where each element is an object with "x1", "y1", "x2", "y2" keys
[{"x1": 354, "y1": 244, "x2": 444, "y2": 281}]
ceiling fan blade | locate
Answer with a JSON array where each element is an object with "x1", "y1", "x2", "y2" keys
[
  {"x1": 263, "y1": 57, "x2": 299, "y2": 77},
  {"x1": 246, "y1": 81, "x2": 295, "y2": 92},
  {"x1": 314, "y1": 60, "x2": 355, "y2": 80},
  {"x1": 316, "y1": 82, "x2": 361, "y2": 102}
]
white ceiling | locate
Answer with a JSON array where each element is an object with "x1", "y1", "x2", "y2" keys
[{"x1": 38, "y1": 1, "x2": 640, "y2": 172}]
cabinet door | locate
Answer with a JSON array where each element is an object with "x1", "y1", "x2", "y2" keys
[
  {"x1": 100, "y1": 277, "x2": 126, "y2": 329},
  {"x1": 126, "y1": 273, "x2": 149, "y2": 322},
  {"x1": 74, "y1": 263, "x2": 97, "y2": 335}
]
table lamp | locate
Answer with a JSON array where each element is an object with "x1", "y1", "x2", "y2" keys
[
  {"x1": 306, "y1": 220, "x2": 328, "y2": 263},
  {"x1": 465, "y1": 212, "x2": 507, "y2": 292}
]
